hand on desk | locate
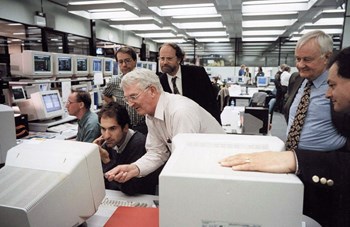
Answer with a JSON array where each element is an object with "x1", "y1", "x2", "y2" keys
[
  {"x1": 219, "y1": 151, "x2": 296, "y2": 173},
  {"x1": 93, "y1": 136, "x2": 110, "y2": 164},
  {"x1": 105, "y1": 164, "x2": 140, "y2": 183}
]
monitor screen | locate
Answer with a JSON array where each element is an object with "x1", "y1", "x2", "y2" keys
[
  {"x1": 34, "y1": 54, "x2": 51, "y2": 72},
  {"x1": 77, "y1": 58, "x2": 88, "y2": 72},
  {"x1": 105, "y1": 60, "x2": 112, "y2": 72},
  {"x1": 12, "y1": 86, "x2": 26, "y2": 102},
  {"x1": 42, "y1": 92, "x2": 62, "y2": 113},
  {"x1": 0, "y1": 140, "x2": 105, "y2": 227},
  {"x1": 18, "y1": 90, "x2": 65, "y2": 121},
  {"x1": 93, "y1": 59, "x2": 102, "y2": 72},
  {"x1": 257, "y1": 77, "x2": 268, "y2": 87},
  {"x1": 58, "y1": 56, "x2": 72, "y2": 72}
]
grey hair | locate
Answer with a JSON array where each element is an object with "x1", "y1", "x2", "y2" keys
[
  {"x1": 296, "y1": 30, "x2": 333, "y2": 55},
  {"x1": 121, "y1": 68, "x2": 163, "y2": 92}
]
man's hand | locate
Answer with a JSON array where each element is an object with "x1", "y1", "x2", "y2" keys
[
  {"x1": 219, "y1": 151, "x2": 296, "y2": 173},
  {"x1": 93, "y1": 136, "x2": 110, "y2": 164},
  {"x1": 105, "y1": 164, "x2": 140, "y2": 183}
]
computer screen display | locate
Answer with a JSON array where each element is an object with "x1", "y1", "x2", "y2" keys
[
  {"x1": 34, "y1": 54, "x2": 51, "y2": 72},
  {"x1": 93, "y1": 59, "x2": 102, "y2": 72},
  {"x1": 77, "y1": 58, "x2": 88, "y2": 71},
  {"x1": 42, "y1": 92, "x2": 62, "y2": 113},
  {"x1": 17, "y1": 90, "x2": 65, "y2": 121},
  {"x1": 105, "y1": 60, "x2": 112, "y2": 72},
  {"x1": 12, "y1": 86, "x2": 26, "y2": 102},
  {"x1": 58, "y1": 56, "x2": 72, "y2": 72},
  {"x1": 257, "y1": 77, "x2": 268, "y2": 87}
]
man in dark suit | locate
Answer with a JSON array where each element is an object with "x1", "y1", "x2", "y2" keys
[{"x1": 158, "y1": 43, "x2": 221, "y2": 124}]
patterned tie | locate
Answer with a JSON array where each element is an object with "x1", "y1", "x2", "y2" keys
[
  {"x1": 285, "y1": 81, "x2": 313, "y2": 150},
  {"x1": 171, "y1": 76, "x2": 180, "y2": 94}
]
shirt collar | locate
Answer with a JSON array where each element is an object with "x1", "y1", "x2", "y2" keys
[
  {"x1": 112, "y1": 129, "x2": 135, "y2": 154},
  {"x1": 306, "y1": 70, "x2": 328, "y2": 89}
]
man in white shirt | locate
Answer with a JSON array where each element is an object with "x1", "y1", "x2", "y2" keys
[{"x1": 105, "y1": 68, "x2": 225, "y2": 183}]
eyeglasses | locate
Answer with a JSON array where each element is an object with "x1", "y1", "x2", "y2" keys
[
  {"x1": 118, "y1": 58, "x2": 133, "y2": 65},
  {"x1": 66, "y1": 100, "x2": 79, "y2": 105},
  {"x1": 123, "y1": 86, "x2": 150, "y2": 103},
  {"x1": 159, "y1": 56, "x2": 176, "y2": 62}
]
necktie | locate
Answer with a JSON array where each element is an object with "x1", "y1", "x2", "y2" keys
[
  {"x1": 285, "y1": 81, "x2": 313, "y2": 150},
  {"x1": 171, "y1": 76, "x2": 180, "y2": 94}
]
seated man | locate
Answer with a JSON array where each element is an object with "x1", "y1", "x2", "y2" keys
[
  {"x1": 65, "y1": 90, "x2": 100, "y2": 142},
  {"x1": 93, "y1": 102, "x2": 161, "y2": 195}
]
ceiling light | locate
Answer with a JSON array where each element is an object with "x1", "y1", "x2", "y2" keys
[
  {"x1": 187, "y1": 31, "x2": 227, "y2": 37},
  {"x1": 152, "y1": 38, "x2": 187, "y2": 43},
  {"x1": 243, "y1": 30, "x2": 285, "y2": 36},
  {"x1": 149, "y1": 4, "x2": 217, "y2": 17},
  {"x1": 173, "y1": 22, "x2": 224, "y2": 29},
  {"x1": 196, "y1": 38, "x2": 230, "y2": 43},
  {"x1": 135, "y1": 32, "x2": 176, "y2": 38},
  {"x1": 111, "y1": 24, "x2": 162, "y2": 31},
  {"x1": 243, "y1": 19, "x2": 297, "y2": 27},
  {"x1": 242, "y1": 37, "x2": 279, "y2": 42}
]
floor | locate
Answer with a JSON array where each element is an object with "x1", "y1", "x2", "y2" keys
[{"x1": 270, "y1": 111, "x2": 288, "y2": 142}]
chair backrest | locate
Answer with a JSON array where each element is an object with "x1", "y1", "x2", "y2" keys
[{"x1": 250, "y1": 92, "x2": 267, "y2": 107}]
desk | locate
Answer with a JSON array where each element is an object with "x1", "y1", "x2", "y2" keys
[
  {"x1": 28, "y1": 115, "x2": 77, "y2": 132},
  {"x1": 86, "y1": 190, "x2": 158, "y2": 227}
]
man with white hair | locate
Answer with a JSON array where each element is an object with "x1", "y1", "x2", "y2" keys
[{"x1": 105, "y1": 68, "x2": 225, "y2": 183}]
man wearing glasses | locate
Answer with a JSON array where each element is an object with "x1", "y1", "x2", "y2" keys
[
  {"x1": 66, "y1": 90, "x2": 100, "y2": 142},
  {"x1": 158, "y1": 43, "x2": 221, "y2": 124},
  {"x1": 102, "y1": 46, "x2": 147, "y2": 134},
  {"x1": 104, "y1": 68, "x2": 225, "y2": 184}
]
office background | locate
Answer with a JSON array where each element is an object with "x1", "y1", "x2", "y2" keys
[{"x1": 0, "y1": 0, "x2": 349, "y2": 79}]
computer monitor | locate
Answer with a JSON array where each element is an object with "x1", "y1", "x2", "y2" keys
[
  {"x1": 257, "y1": 76, "x2": 269, "y2": 87},
  {"x1": 17, "y1": 90, "x2": 64, "y2": 121},
  {"x1": 10, "y1": 50, "x2": 53, "y2": 78},
  {"x1": 160, "y1": 133, "x2": 304, "y2": 227},
  {"x1": 0, "y1": 139, "x2": 106, "y2": 227},
  {"x1": 11, "y1": 86, "x2": 26, "y2": 103},
  {"x1": 103, "y1": 58, "x2": 114, "y2": 77},
  {"x1": 73, "y1": 55, "x2": 89, "y2": 77},
  {"x1": 52, "y1": 53, "x2": 73, "y2": 78},
  {"x1": 89, "y1": 56, "x2": 103, "y2": 76},
  {"x1": 0, "y1": 105, "x2": 17, "y2": 164}
]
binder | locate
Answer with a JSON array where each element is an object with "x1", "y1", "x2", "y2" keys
[{"x1": 104, "y1": 207, "x2": 159, "y2": 227}]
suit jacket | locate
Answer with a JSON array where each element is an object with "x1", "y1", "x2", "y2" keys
[
  {"x1": 284, "y1": 73, "x2": 350, "y2": 226},
  {"x1": 159, "y1": 65, "x2": 221, "y2": 123}
]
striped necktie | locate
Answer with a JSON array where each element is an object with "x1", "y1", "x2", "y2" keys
[
  {"x1": 285, "y1": 81, "x2": 313, "y2": 150},
  {"x1": 171, "y1": 76, "x2": 180, "y2": 94}
]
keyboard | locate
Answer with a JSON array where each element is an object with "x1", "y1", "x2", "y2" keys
[
  {"x1": 100, "y1": 197, "x2": 148, "y2": 208},
  {"x1": 47, "y1": 123, "x2": 78, "y2": 133}
]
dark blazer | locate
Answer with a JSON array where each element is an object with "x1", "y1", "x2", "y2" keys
[
  {"x1": 284, "y1": 73, "x2": 350, "y2": 226},
  {"x1": 159, "y1": 64, "x2": 221, "y2": 123}
]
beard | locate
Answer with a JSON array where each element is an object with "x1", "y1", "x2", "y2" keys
[{"x1": 161, "y1": 64, "x2": 177, "y2": 74}]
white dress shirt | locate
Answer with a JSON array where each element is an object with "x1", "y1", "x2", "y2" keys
[{"x1": 133, "y1": 92, "x2": 225, "y2": 176}]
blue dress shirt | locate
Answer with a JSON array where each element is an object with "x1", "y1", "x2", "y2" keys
[{"x1": 287, "y1": 70, "x2": 346, "y2": 151}]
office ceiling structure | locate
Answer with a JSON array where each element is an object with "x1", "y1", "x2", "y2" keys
[{"x1": 1, "y1": 0, "x2": 347, "y2": 66}]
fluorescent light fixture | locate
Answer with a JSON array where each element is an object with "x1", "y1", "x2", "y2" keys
[
  {"x1": 152, "y1": 38, "x2": 187, "y2": 43},
  {"x1": 172, "y1": 14, "x2": 222, "y2": 19},
  {"x1": 135, "y1": 32, "x2": 177, "y2": 38},
  {"x1": 300, "y1": 28, "x2": 343, "y2": 34},
  {"x1": 313, "y1": 18, "x2": 344, "y2": 26},
  {"x1": 196, "y1": 38, "x2": 230, "y2": 42},
  {"x1": 242, "y1": 30, "x2": 285, "y2": 36},
  {"x1": 69, "y1": 10, "x2": 137, "y2": 20},
  {"x1": 242, "y1": 1, "x2": 315, "y2": 14},
  {"x1": 69, "y1": 0, "x2": 124, "y2": 5},
  {"x1": 243, "y1": 19, "x2": 297, "y2": 27},
  {"x1": 243, "y1": 11, "x2": 298, "y2": 16},
  {"x1": 242, "y1": 37, "x2": 278, "y2": 42},
  {"x1": 149, "y1": 4, "x2": 217, "y2": 17},
  {"x1": 187, "y1": 31, "x2": 227, "y2": 37},
  {"x1": 8, "y1": 23, "x2": 23, "y2": 26},
  {"x1": 173, "y1": 22, "x2": 224, "y2": 29},
  {"x1": 110, "y1": 24, "x2": 162, "y2": 30},
  {"x1": 13, "y1": 32, "x2": 25, "y2": 35}
]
